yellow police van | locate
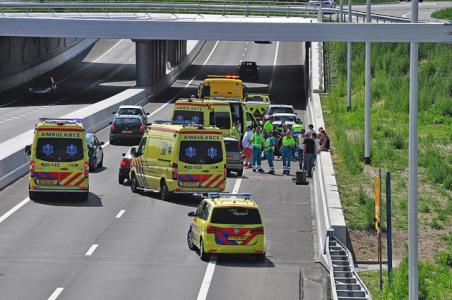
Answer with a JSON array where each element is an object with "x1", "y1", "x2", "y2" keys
[
  {"x1": 129, "y1": 123, "x2": 227, "y2": 200},
  {"x1": 172, "y1": 98, "x2": 257, "y2": 138},
  {"x1": 244, "y1": 94, "x2": 271, "y2": 121},
  {"x1": 25, "y1": 118, "x2": 89, "y2": 201}
]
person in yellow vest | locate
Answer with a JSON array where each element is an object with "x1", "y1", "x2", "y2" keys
[
  {"x1": 263, "y1": 119, "x2": 273, "y2": 139},
  {"x1": 281, "y1": 130, "x2": 295, "y2": 175},
  {"x1": 231, "y1": 120, "x2": 241, "y2": 148},
  {"x1": 265, "y1": 130, "x2": 276, "y2": 174},
  {"x1": 251, "y1": 126, "x2": 264, "y2": 173}
]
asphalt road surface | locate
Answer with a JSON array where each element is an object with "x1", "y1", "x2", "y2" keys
[
  {"x1": 0, "y1": 39, "x2": 136, "y2": 143},
  {"x1": 0, "y1": 41, "x2": 328, "y2": 300}
]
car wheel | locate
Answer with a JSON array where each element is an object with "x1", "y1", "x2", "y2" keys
[
  {"x1": 119, "y1": 176, "x2": 125, "y2": 185},
  {"x1": 256, "y1": 253, "x2": 266, "y2": 262},
  {"x1": 200, "y1": 239, "x2": 210, "y2": 261},
  {"x1": 237, "y1": 169, "x2": 244, "y2": 177},
  {"x1": 160, "y1": 180, "x2": 171, "y2": 200},
  {"x1": 98, "y1": 154, "x2": 103, "y2": 168},
  {"x1": 131, "y1": 174, "x2": 139, "y2": 193},
  {"x1": 29, "y1": 190, "x2": 39, "y2": 201},
  {"x1": 109, "y1": 139, "x2": 115, "y2": 145},
  {"x1": 89, "y1": 160, "x2": 95, "y2": 172},
  {"x1": 187, "y1": 230, "x2": 196, "y2": 250}
]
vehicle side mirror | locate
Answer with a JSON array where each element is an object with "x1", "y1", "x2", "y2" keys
[
  {"x1": 121, "y1": 153, "x2": 126, "y2": 157},
  {"x1": 109, "y1": 122, "x2": 112, "y2": 125},
  {"x1": 112, "y1": 111, "x2": 116, "y2": 115},
  {"x1": 100, "y1": 142, "x2": 105, "y2": 145},
  {"x1": 24, "y1": 145, "x2": 31, "y2": 155},
  {"x1": 187, "y1": 211, "x2": 195, "y2": 217},
  {"x1": 146, "y1": 112, "x2": 150, "y2": 115},
  {"x1": 130, "y1": 147, "x2": 137, "y2": 156}
]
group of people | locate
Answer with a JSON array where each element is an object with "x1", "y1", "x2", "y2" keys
[{"x1": 240, "y1": 119, "x2": 330, "y2": 177}]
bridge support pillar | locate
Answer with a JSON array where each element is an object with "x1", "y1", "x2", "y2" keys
[{"x1": 135, "y1": 40, "x2": 151, "y2": 87}]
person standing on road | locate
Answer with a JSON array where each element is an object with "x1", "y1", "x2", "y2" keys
[
  {"x1": 263, "y1": 118, "x2": 273, "y2": 139},
  {"x1": 319, "y1": 129, "x2": 330, "y2": 151},
  {"x1": 231, "y1": 121, "x2": 241, "y2": 145},
  {"x1": 281, "y1": 130, "x2": 295, "y2": 175},
  {"x1": 251, "y1": 126, "x2": 265, "y2": 173},
  {"x1": 303, "y1": 133, "x2": 316, "y2": 177},
  {"x1": 297, "y1": 128, "x2": 306, "y2": 170},
  {"x1": 265, "y1": 130, "x2": 276, "y2": 174},
  {"x1": 242, "y1": 126, "x2": 253, "y2": 168}
]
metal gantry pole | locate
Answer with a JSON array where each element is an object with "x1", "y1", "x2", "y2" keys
[
  {"x1": 339, "y1": 0, "x2": 344, "y2": 22},
  {"x1": 364, "y1": 0, "x2": 371, "y2": 164},
  {"x1": 346, "y1": 0, "x2": 352, "y2": 111},
  {"x1": 408, "y1": 0, "x2": 419, "y2": 299}
]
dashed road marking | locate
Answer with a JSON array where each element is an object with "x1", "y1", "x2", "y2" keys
[
  {"x1": 48, "y1": 287, "x2": 64, "y2": 300},
  {"x1": 85, "y1": 244, "x2": 99, "y2": 256},
  {"x1": 0, "y1": 197, "x2": 30, "y2": 224},
  {"x1": 115, "y1": 209, "x2": 126, "y2": 219}
]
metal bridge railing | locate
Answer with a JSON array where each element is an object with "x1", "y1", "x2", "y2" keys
[{"x1": 0, "y1": 1, "x2": 412, "y2": 23}]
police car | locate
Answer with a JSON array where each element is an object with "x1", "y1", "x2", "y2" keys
[{"x1": 187, "y1": 193, "x2": 266, "y2": 261}]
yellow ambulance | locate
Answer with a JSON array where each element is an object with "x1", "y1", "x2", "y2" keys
[
  {"x1": 25, "y1": 118, "x2": 89, "y2": 201},
  {"x1": 172, "y1": 98, "x2": 257, "y2": 137},
  {"x1": 129, "y1": 123, "x2": 227, "y2": 200},
  {"x1": 198, "y1": 75, "x2": 245, "y2": 100},
  {"x1": 244, "y1": 94, "x2": 271, "y2": 121}
]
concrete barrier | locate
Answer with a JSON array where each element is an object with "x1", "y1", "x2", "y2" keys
[
  {"x1": 0, "y1": 40, "x2": 206, "y2": 190},
  {"x1": 307, "y1": 42, "x2": 347, "y2": 264}
]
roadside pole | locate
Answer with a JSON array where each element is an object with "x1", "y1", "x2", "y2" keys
[
  {"x1": 386, "y1": 171, "x2": 393, "y2": 284},
  {"x1": 408, "y1": 0, "x2": 419, "y2": 299},
  {"x1": 346, "y1": 0, "x2": 352, "y2": 111},
  {"x1": 364, "y1": 0, "x2": 371, "y2": 164},
  {"x1": 340, "y1": 0, "x2": 344, "y2": 22}
]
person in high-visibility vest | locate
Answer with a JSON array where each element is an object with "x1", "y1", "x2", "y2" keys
[
  {"x1": 251, "y1": 126, "x2": 264, "y2": 173},
  {"x1": 264, "y1": 130, "x2": 276, "y2": 174},
  {"x1": 263, "y1": 119, "x2": 273, "y2": 139},
  {"x1": 292, "y1": 120, "x2": 304, "y2": 135},
  {"x1": 231, "y1": 121, "x2": 241, "y2": 146},
  {"x1": 281, "y1": 130, "x2": 295, "y2": 175}
]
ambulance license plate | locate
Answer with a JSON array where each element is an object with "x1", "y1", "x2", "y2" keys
[
  {"x1": 122, "y1": 130, "x2": 132, "y2": 134},
  {"x1": 39, "y1": 179, "x2": 57, "y2": 185},
  {"x1": 227, "y1": 236, "x2": 246, "y2": 241},
  {"x1": 181, "y1": 181, "x2": 199, "y2": 188}
]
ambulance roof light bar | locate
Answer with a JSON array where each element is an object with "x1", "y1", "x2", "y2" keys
[
  {"x1": 38, "y1": 118, "x2": 83, "y2": 123},
  {"x1": 208, "y1": 193, "x2": 252, "y2": 199},
  {"x1": 207, "y1": 75, "x2": 240, "y2": 79}
]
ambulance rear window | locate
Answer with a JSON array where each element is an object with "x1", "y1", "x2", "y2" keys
[
  {"x1": 179, "y1": 141, "x2": 223, "y2": 164},
  {"x1": 211, "y1": 207, "x2": 262, "y2": 224},
  {"x1": 36, "y1": 138, "x2": 84, "y2": 162},
  {"x1": 173, "y1": 111, "x2": 204, "y2": 125},
  {"x1": 247, "y1": 96, "x2": 264, "y2": 102}
]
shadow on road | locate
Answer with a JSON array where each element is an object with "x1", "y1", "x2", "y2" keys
[
  {"x1": 33, "y1": 192, "x2": 103, "y2": 207},
  {"x1": 215, "y1": 254, "x2": 276, "y2": 268}
]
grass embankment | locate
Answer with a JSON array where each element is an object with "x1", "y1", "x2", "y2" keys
[
  {"x1": 431, "y1": 7, "x2": 452, "y2": 20},
  {"x1": 322, "y1": 42, "x2": 451, "y2": 297}
]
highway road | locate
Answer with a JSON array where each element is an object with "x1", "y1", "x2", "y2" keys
[
  {"x1": 0, "y1": 40, "x2": 327, "y2": 299},
  {"x1": 0, "y1": 39, "x2": 136, "y2": 143},
  {"x1": 353, "y1": 1, "x2": 452, "y2": 21}
]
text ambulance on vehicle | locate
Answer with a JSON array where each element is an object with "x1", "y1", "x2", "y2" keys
[
  {"x1": 172, "y1": 98, "x2": 256, "y2": 138},
  {"x1": 25, "y1": 118, "x2": 89, "y2": 201},
  {"x1": 129, "y1": 123, "x2": 227, "y2": 200}
]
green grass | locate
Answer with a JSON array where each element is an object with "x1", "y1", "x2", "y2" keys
[
  {"x1": 322, "y1": 42, "x2": 452, "y2": 231},
  {"x1": 359, "y1": 251, "x2": 452, "y2": 299},
  {"x1": 431, "y1": 7, "x2": 452, "y2": 21}
]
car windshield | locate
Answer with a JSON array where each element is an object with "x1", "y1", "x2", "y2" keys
[
  {"x1": 118, "y1": 108, "x2": 143, "y2": 116},
  {"x1": 173, "y1": 110, "x2": 204, "y2": 125},
  {"x1": 273, "y1": 116, "x2": 295, "y2": 123},
  {"x1": 269, "y1": 107, "x2": 294, "y2": 114},
  {"x1": 225, "y1": 140, "x2": 239, "y2": 152},
  {"x1": 36, "y1": 138, "x2": 84, "y2": 162},
  {"x1": 246, "y1": 96, "x2": 264, "y2": 102},
  {"x1": 179, "y1": 141, "x2": 223, "y2": 164},
  {"x1": 114, "y1": 118, "x2": 142, "y2": 126},
  {"x1": 211, "y1": 207, "x2": 262, "y2": 224},
  {"x1": 211, "y1": 112, "x2": 231, "y2": 129}
]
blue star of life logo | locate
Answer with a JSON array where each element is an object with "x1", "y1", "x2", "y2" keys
[
  {"x1": 176, "y1": 115, "x2": 185, "y2": 124},
  {"x1": 42, "y1": 144, "x2": 54, "y2": 156},
  {"x1": 207, "y1": 147, "x2": 218, "y2": 159},
  {"x1": 66, "y1": 144, "x2": 78, "y2": 156},
  {"x1": 185, "y1": 147, "x2": 197, "y2": 158},
  {"x1": 191, "y1": 115, "x2": 200, "y2": 124}
]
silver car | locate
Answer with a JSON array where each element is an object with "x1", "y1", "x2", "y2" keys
[{"x1": 224, "y1": 137, "x2": 244, "y2": 177}]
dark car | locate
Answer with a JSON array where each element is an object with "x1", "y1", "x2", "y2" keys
[
  {"x1": 118, "y1": 146, "x2": 137, "y2": 184},
  {"x1": 224, "y1": 137, "x2": 244, "y2": 177},
  {"x1": 238, "y1": 61, "x2": 258, "y2": 79},
  {"x1": 86, "y1": 132, "x2": 104, "y2": 171},
  {"x1": 28, "y1": 76, "x2": 57, "y2": 95},
  {"x1": 109, "y1": 115, "x2": 146, "y2": 145}
]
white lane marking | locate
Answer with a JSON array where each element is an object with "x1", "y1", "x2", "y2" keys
[
  {"x1": 11, "y1": 116, "x2": 19, "y2": 119},
  {"x1": 146, "y1": 40, "x2": 220, "y2": 117},
  {"x1": 4, "y1": 118, "x2": 12, "y2": 121},
  {"x1": 196, "y1": 176, "x2": 243, "y2": 300},
  {"x1": 48, "y1": 287, "x2": 64, "y2": 300},
  {"x1": 197, "y1": 256, "x2": 217, "y2": 300},
  {"x1": 0, "y1": 197, "x2": 30, "y2": 224},
  {"x1": 268, "y1": 41, "x2": 280, "y2": 93},
  {"x1": 85, "y1": 244, "x2": 99, "y2": 256},
  {"x1": 244, "y1": 47, "x2": 247, "y2": 51},
  {"x1": 58, "y1": 39, "x2": 124, "y2": 83},
  {"x1": 115, "y1": 209, "x2": 126, "y2": 219},
  {"x1": 0, "y1": 162, "x2": 29, "y2": 182}
]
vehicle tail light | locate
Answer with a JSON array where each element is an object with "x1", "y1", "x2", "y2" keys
[
  {"x1": 224, "y1": 166, "x2": 227, "y2": 178},
  {"x1": 29, "y1": 160, "x2": 35, "y2": 178},
  {"x1": 120, "y1": 158, "x2": 130, "y2": 168},
  {"x1": 84, "y1": 161, "x2": 89, "y2": 177},
  {"x1": 172, "y1": 163, "x2": 178, "y2": 180},
  {"x1": 236, "y1": 142, "x2": 241, "y2": 152},
  {"x1": 139, "y1": 124, "x2": 145, "y2": 134},
  {"x1": 206, "y1": 225, "x2": 219, "y2": 234},
  {"x1": 250, "y1": 227, "x2": 264, "y2": 234},
  {"x1": 111, "y1": 123, "x2": 116, "y2": 132}
]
